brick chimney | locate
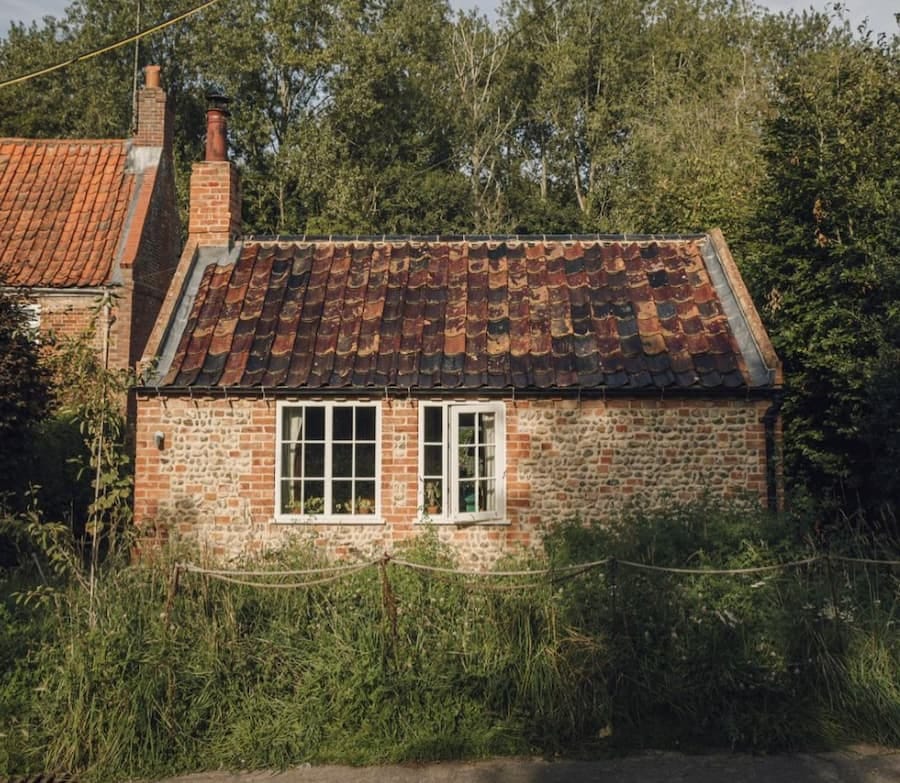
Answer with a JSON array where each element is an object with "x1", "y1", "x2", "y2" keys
[
  {"x1": 134, "y1": 65, "x2": 172, "y2": 148},
  {"x1": 188, "y1": 95, "x2": 241, "y2": 245}
]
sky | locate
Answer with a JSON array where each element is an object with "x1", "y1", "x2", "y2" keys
[{"x1": 0, "y1": 0, "x2": 896, "y2": 44}]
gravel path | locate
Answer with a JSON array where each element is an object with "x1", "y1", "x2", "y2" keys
[{"x1": 154, "y1": 745, "x2": 900, "y2": 783}]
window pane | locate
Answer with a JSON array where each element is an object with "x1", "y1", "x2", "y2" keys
[
  {"x1": 355, "y1": 481, "x2": 376, "y2": 514},
  {"x1": 479, "y1": 413, "x2": 495, "y2": 445},
  {"x1": 333, "y1": 480, "x2": 353, "y2": 513},
  {"x1": 281, "y1": 443, "x2": 299, "y2": 479},
  {"x1": 479, "y1": 444, "x2": 495, "y2": 478},
  {"x1": 305, "y1": 442, "x2": 325, "y2": 477},
  {"x1": 356, "y1": 444, "x2": 376, "y2": 477},
  {"x1": 424, "y1": 406, "x2": 443, "y2": 441},
  {"x1": 281, "y1": 480, "x2": 302, "y2": 513},
  {"x1": 458, "y1": 412, "x2": 475, "y2": 442},
  {"x1": 424, "y1": 478, "x2": 442, "y2": 513},
  {"x1": 306, "y1": 407, "x2": 325, "y2": 440},
  {"x1": 282, "y1": 408, "x2": 303, "y2": 441},
  {"x1": 459, "y1": 446, "x2": 476, "y2": 479},
  {"x1": 459, "y1": 480, "x2": 476, "y2": 512},
  {"x1": 356, "y1": 407, "x2": 376, "y2": 440},
  {"x1": 424, "y1": 444, "x2": 442, "y2": 476},
  {"x1": 333, "y1": 443, "x2": 353, "y2": 477},
  {"x1": 334, "y1": 407, "x2": 353, "y2": 441},
  {"x1": 303, "y1": 481, "x2": 324, "y2": 514},
  {"x1": 480, "y1": 479, "x2": 496, "y2": 512}
]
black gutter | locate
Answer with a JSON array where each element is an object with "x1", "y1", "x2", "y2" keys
[{"x1": 762, "y1": 394, "x2": 784, "y2": 512}]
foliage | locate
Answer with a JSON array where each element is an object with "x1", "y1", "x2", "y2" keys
[
  {"x1": 2, "y1": 502, "x2": 900, "y2": 780},
  {"x1": 0, "y1": 0, "x2": 848, "y2": 237},
  {"x1": 0, "y1": 287, "x2": 53, "y2": 511},
  {"x1": 40, "y1": 304, "x2": 135, "y2": 605},
  {"x1": 742, "y1": 32, "x2": 900, "y2": 517},
  {"x1": 1, "y1": 301, "x2": 133, "y2": 584}
]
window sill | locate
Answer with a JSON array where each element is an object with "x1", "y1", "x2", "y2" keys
[
  {"x1": 274, "y1": 515, "x2": 385, "y2": 526},
  {"x1": 416, "y1": 516, "x2": 510, "y2": 527}
]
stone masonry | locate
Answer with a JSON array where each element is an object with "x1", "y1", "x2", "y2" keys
[{"x1": 134, "y1": 394, "x2": 773, "y2": 567}]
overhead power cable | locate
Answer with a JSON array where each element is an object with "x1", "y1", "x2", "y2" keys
[{"x1": 0, "y1": 0, "x2": 223, "y2": 91}]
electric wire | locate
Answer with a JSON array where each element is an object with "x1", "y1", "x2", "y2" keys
[{"x1": 0, "y1": 0, "x2": 224, "y2": 91}]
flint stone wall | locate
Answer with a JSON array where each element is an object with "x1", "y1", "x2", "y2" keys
[{"x1": 134, "y1": 394, "x2": 773, "y2": 567}]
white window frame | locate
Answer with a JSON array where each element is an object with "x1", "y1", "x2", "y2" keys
[
  {"x1": 275, "y1": 400, "x2": 381, "y2": 524},
  {"x1": 23, "y1": 302, "x2": 41, "y2": 333},
  {"x1": 417, "y1": 401, "x2": 507, "y2": 524}
]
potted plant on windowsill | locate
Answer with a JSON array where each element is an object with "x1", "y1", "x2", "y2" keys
[
  {"x1": 356, "y1": 496, "x2": 375, "y2": 515},
  {"x1": 424, "y1": 480, "x2": 441, "y2": 515}
]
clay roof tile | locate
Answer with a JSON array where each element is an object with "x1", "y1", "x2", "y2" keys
[{"x1": 159, "y1": 236, "x2": 773, "y2": 392}]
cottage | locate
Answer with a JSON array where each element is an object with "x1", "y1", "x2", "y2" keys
[
  {"x1": 0, "y1": 65, "x2": 180, "y2": 372},
  {"x1": 134, "y1": 106, "x2": 781, "y2": 565}
]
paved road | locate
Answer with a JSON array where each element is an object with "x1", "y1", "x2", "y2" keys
[{"x1": 156, "y1": 746, "x2": 900, "y2": 783}]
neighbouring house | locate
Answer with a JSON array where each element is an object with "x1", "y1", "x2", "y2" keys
[
  {"x1": 134, "y1": 105, "x2": 782, "y2": 565},
  {"x1": 0, "y1": 65, "x2": 180, "y2": 374}
]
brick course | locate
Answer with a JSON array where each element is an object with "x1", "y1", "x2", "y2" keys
[{"x1": 135, "y1": 394, "x2": 775, "y2": 566}]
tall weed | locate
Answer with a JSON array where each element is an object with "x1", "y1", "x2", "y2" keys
[{"x1": 1, "y1": 500, "x2": 899, "y2": 781}]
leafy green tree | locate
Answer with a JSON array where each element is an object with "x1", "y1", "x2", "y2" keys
[
  {"x1": 311, "y1": 0, "x2": 467, "y2": 234},
  {"x1": 0, "y1": 288, "x2": 53, "y2": 501},
  {"x1": 744, "y1": 32, "x2": 900, "y2": 515},
  {"x1": 0, "y1": 287, "x2": 53, "y2": 565}
]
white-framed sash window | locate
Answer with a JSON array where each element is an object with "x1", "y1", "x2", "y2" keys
[{"x1": 276, "y1": 401, "x2": 380, "y2": 522}]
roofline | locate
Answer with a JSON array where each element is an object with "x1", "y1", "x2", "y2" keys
[
  {"x1": 241, "y1": 232, "x2": 709, "y2": 244},
  {"x1": 0, "y1": 285, "x2": 119, "y2": 295},
  {"x1": 134, "y1": 384, "x2": 780, "y2": 401},
  {"x1": 0, "y1": 137, "x2": 128, "y2": 145},
  {"x1": 707, "y1": 229, "x2": 783, "y2": 386}
]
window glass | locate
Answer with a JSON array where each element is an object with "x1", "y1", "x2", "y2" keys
[
  {"x1": 424, "y1": 406, "x2": 443, "y2": 441},
  {"x1": 334, "y1": 407, "x2": 353, "y2": 441},
  {"x1": 355, "y1": 481, "x2": 376, "y2": 514},
  {"x1": 333, "y1": 443, "x2": 353, "y2": 477},
  {"x1": 282, "y1": 408, "x2": 303, "y2": 441},
  {"x1": 424, "y1": 444, "x2": 442, "y2": 475},
  {"x1": 356, "y1": 444, "x2": 376, "y2": 477},
  {"x1": 306, "y1": 407, "x2": 325, "y2": 440},
  {"x1": 333, "y1": 480, "x2": 353, "y2": 512},
  {"x1": 357, "y1": 407, "x2": 376, "y2": 440},
  {"x1": 305, "y1": 442, "x2": 325, "y2": 477}
]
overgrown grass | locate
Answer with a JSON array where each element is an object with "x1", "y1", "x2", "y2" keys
[{"x1": 1, "y1": 501, "x2": 899, "y2": 781}]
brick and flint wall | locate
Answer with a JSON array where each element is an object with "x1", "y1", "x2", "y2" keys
[{"x1": 135, "y1": 394, "x2": 775, "y2": 566}]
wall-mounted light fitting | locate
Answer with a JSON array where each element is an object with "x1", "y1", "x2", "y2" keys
[{"x1": 154, "y1": 431, "x2": 165, "y2": 450}]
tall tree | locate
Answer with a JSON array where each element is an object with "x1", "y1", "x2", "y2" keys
[
  {"x1": 744, "y1": 30, "x2": 900, "y2": 515},
  {"x1": 448, "y1": 11, "x2": 516, "y2": 232}
]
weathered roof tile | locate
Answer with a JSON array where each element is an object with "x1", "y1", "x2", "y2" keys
[{"x1": 158, "y1": 237, "x2": 772, "y2": 392}]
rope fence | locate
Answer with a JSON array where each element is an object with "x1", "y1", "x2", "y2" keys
[
  {"x1": 171, "y1": 551, "x2": 899, "y2": 592},
  {"x1": 159, "y1": 550, "x2": 900, "y2": 647}
]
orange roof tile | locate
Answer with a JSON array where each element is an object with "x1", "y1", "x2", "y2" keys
[{"x1": 0, "y1": 139, "x2": 136, "y2": 288}]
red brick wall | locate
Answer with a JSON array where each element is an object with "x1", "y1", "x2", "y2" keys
[
  {"x1": 188, "y1": 161, "x2": 241, "y2": 245},
  {"x1": 135, "y1": 394, "x2": 776, "y2": 565}
]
